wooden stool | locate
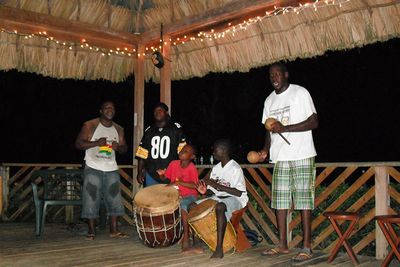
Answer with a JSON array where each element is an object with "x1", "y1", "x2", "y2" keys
[
  {"x1": 375, "y1": 214, "x2": 400, "y2": 267},
  {"x1": 324, "y1": 211, "x2": 360, "y2": 265},
  {"x1": 231, "y1": 206, "x2": 252, "y2": 252}
]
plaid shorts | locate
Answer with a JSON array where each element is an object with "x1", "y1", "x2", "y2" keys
[{"x1": 271, "y1": 157, "x2": 316, "y2": 210}]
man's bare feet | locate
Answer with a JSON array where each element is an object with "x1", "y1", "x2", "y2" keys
[{"x1": 210, "y1": 249, "x2": 224, "y2": 259}]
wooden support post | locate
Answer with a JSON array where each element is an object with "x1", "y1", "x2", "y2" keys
[
  {"x1": 0, "y1": 166, "x2": 10, "y2": 220},
  {"x1": 160, "y1": 36, "x2": 171, "y2": 112},
  {"x1": 375, "y1": 166, "x2": 389, "y2": 260},
  {"x1": 133, "y1": 44, "x2": 145, "y2": 197}
]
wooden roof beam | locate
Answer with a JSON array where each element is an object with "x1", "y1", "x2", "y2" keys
[
  {"x1": 0, "y1": 5, "x2": 140, "y2": 51},
  {"x1": 140, "y1": 0, "x2": 300, "y2": 45}
]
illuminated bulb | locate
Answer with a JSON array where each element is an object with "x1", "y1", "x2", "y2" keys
[
  {"x1": 124, "y1": 47, "x2": 128, "y2": 51},
  {"x1": 82, "y1": 38, "x2": 86, "y2": 43},
  {"x1": 200, "y1": 39, "x2": 203, "y2": 42},
  {"x1": 89, "y1": 47, "x2": 93, "y2": 50},
  {"x1": 116, "y1": 51, "x2": 119, "y2": 54},
  {"x1": 228, "y1": 23, "x2": 231, "y2": 26},
  {"x1": 102, "y1": 53, "x2": 105, "y2": 56},
  {"x1": 85, "y1": 43, "x2": 89, "y2": 47},
  {"x1": 142, "y1": 53, "x2": 145, "y2": 56},
  {"x1": 164, "y1": 41, "x2": 167, "y2": 45},
  {"x1": 177, "y1": 37, "x2": 180, "y2": 41},
  {"x1": 128, "y1": 53, "x2": 131, "y2": 56},
  {"x1": 182, "y1": 41, "x2": 185, "y2": 44},
  {"x1": 69, "y1": 46, "x2": 73, "y2": 50},
  {"x1": 117, "y1": 47, "x2": 120, "y2": 51},
  {"x1": 108, "y1": 53, "x2": 111, "y2": 56},
  {"x1": 110, "y1": 49, "x2": 113, "y2": 52},
  {"x1": 211, "y1": 29, "x2": 214, "y2": 33},
  {"x1": 133, "y1": 49, "x2": 136, "y2": 52},
  {"x1": 63, "y1": 42, "x2": 66, "y2": 45},
  {"x1": 24, "y1": 36, "x2": 28, "y2": 39},
  {"x1": 43, "y1": 31, "x2": 47, "y2": 35},
  {"x1": 173, "y1": 42, "x2": 176, "y2": 45},
  {"x1": 80, "y1": 44, "x2": 84, "y2": 48},
  {"x1": 184, "y1": 35, "x2": 187, "y2": 38}
]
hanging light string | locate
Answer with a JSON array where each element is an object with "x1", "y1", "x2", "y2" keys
[
  {"x1": 162, "y1": 0, "x2": 351, "y2": 49},
  {"x1": 0, "y1": 28, "x2": 136, "y2": 57},
  {"x1": 1, "y1": 0, "x2": 351, "y2": 57}
]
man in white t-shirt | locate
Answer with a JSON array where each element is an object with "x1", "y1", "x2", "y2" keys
[
  {"x1": 259, "y1": 63, "x2": 318, "y2": 262},
  {"x1": 75, "y1": 101, "x2": 128, "y2": 240},
  {"x1": 195, "y1": 139, "x2": 248, "y2": 259}
]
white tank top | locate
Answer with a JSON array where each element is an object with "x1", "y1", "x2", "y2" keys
[{"x1": 84, "y1": 122, "x2": 119, "y2": 171}]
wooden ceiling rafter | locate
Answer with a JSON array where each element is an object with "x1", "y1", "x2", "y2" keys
[{"x1": 0, "y1": 5, "x2": 140, "y2": 51}]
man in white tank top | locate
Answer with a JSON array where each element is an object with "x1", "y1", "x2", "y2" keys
[{"x1": 76, "y1": 101, "x2": 128, "y2": 240}]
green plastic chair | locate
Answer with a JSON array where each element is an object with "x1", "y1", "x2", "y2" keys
[{"x1": 31, "y1": 169, "x2": 83, "y2": 236}]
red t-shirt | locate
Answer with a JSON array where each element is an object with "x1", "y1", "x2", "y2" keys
[{"x1": 164, "y1": 160, "x2": 198, "y2": 198}]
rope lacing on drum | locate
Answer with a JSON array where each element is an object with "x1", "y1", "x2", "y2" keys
[
  {"x1": 149, "y1": 212, "x2": 161, "y2": 246},
  {"x1": 161, "y1": 211, "x2": 168, "y2": 246}
]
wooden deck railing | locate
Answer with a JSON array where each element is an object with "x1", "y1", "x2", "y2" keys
[{"x1": 1, "y1": 162, "x2": 399, "y2": 260}]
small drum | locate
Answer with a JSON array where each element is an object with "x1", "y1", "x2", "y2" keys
[
  {"x1": 134, "y1": 184, "x2": 182, "y2": 248},
  {"x1": 188, "y1": 199, "x2": 237, "y2": 253}
]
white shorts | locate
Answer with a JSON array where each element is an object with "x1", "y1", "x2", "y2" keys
[{"x1": 196, "y1": 195, "x2": 242, "y2": 220}]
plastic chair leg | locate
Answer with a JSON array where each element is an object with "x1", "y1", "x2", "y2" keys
[
  {"x1": 40, "y1": 202, "x2": 48, "y2": 236},
  {"x1": 35, "y1": 203, "x2": 41, "y2": 236}
]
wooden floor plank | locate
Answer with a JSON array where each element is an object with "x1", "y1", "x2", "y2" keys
[{"x1": 0, "y1": 223, "x2": 396, "y2": 267}]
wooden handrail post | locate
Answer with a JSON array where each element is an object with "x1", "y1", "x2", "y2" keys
[
  {"x1": 374, "y1": 166, "x2": 389, "y2": 260},
  {"x1": 287, "y1": 210, "x2": 293, "y2": 246},
  {"x1": 133, "y1": 44, "x2": 145, "y2": 198},
  {"x1": 160, "y1": 35, "x2": 171, "y2": 113},
  {"x1": 0, "y1": 166, "x2": 10, "y2": 220}
]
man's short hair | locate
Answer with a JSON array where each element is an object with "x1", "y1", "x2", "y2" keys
[
  {"x1": 154, "y1": 102, "x2": 169, "y2": 112},
  {"x1": 270, "y1": 62, "x2": 288, "y2": 73}
]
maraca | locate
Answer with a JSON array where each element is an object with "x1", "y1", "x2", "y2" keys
[
  {"x1": 247, "y1": 151, "x2": 262, "y2": 164},
  {"x1": 264, "y1": 118, "x2": 277, "y2": 131},
  {"x1": 264, "y1": 118, "x2": 291, "y2": 145}
]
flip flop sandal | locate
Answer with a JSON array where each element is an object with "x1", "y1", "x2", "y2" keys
[
  {"x1": 85, "y1": 233, "x2": 95, "y2": 241},
  {"x1": 109, "y1": 232, "x2": 129, "y2": 238},
  {"x1": 292, "y1": 248, "x2": 313, "y2": 262},
  {"x1": 261, "y1": 247, "x2": 290, "y2": 256}
]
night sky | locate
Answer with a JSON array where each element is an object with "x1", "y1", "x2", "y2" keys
[{"x1": 1, "y1": 38, "x2": 399, "y2": 164}]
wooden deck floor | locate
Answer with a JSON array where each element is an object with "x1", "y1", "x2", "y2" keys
[{"x1": 0, "y1": 223, "x2": 398, "y2": 267}]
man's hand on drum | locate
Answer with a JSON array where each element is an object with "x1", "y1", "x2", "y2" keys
[{"x1": 196, "y1": 180, "x2": 207, "y2": 194}]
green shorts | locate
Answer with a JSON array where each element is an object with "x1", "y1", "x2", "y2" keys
[{"x1": 271, "y1": 157, "x2": 316, "y2": 210}]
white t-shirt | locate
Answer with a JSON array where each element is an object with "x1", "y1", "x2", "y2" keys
[
  {"x1": 85, "y1": 123, "x2": 119, "y2": 171},
  {"x1": 262, "y1": 84, "x2": 317, "y2": 163},
  {"x1": 208, "y1": 160, "x2": 248, "y2": 208}
]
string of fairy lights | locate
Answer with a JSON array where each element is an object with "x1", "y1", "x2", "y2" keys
[{"x1": 1, "y1": 0, "x2": 350, "y2": 58}]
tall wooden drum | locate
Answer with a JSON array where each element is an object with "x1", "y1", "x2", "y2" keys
[
  {"x1": 134, "y1": 184, "x2": 182, "y2": 248},
  {"x1": 188, "y1": 199, "x2": 237, "y2": 253}
]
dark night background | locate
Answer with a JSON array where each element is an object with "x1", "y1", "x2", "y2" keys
[{"x1": 1, "y1": 38, "x2": 399, "y2": 165}]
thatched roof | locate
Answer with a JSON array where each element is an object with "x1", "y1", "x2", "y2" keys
[{"x1": 0, "y1": 0, "x2": 399, "y2": 82}]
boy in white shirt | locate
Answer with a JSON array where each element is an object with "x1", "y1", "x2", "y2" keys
[
  {"x1": 259, "y1": 63, "x2": 318, "y2": 262},
  {"x1": 195, "y1": 139, "x2": 248, "y2": 259}
]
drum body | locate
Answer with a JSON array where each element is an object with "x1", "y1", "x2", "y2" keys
[
  {"x1": 134, "y1": 184, "x2": 182, "y2": 248},
  {"x1": 188, "y1": 199, "x2": 236, "y2": 253}
]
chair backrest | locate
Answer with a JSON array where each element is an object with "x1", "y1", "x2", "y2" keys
[{"x1": 32, "y1": 169, "x2": 83, "y2": 201}]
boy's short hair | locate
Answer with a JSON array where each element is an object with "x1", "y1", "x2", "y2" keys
[
  {"x1": 214, "y1": 139, "x2": 233, "y2": 157},
  {"x1": 185, "y1": 143, "x2": 198, "y2": 157}
]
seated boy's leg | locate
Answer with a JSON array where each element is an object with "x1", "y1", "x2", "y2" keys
[
  {"x1": 217, "y1": 197, "x2": 243, "y2": 221},
  {"x1": 212, "y1": 202, "x2": 228, "y2": 259},
  {"x1": 180, "y1": 196, "x2": 197, "y2": 250}
]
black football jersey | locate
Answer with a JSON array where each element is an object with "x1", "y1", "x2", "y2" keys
[{"x1": 136, "y1": 121, "x2": 186, "y2": 183}]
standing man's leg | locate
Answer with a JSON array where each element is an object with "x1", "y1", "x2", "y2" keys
[
  {"x1": 212, "y1": 202, "x2": 227, "y2": 259},
  {"x1": 82, "y1": 167, "x2": 102, "y2": 240},
  {"x1": 292, "y1": 157, "x2": 315, "y2": 261},
  {"x1": 263, "y1": 161, "x2": 291, "y2": 255},
  {"x1": 104, "y1": 170, "x2": 126, "y2": 236}
]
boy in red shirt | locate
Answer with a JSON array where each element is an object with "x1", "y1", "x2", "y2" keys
[{"x1": 157, "y1": 144, "x2": 201, "y2": 253}]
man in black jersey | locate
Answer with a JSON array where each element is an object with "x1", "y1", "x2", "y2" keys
[{"x1": 135, "y1": 103, "x2": 186, "y2": 187}]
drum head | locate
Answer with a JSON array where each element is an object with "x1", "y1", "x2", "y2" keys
[
  {"x1": 134, "y1": 184, "x2": 179, "y2": 214},
  {"x1": 187, "y1": 199, "x2": 217, "y2": 223}
]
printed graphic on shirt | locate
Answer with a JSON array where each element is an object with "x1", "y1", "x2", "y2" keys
[
  {"x1": 211, "y1": 175, "x2": 231, "y2": 187},
  {"x1": 96, "y1": 138, "x2": 117, "y2": 160},
  {"x1": 269, "y1": 105, "x2": 290, "y2": 126}
]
